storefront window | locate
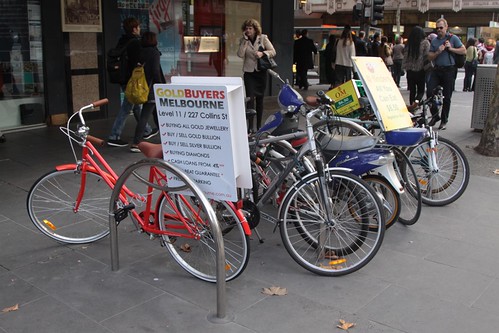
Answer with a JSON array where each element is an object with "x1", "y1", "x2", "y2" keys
[
  {"x1": 117, "y1": 0, "x2": 260, "y2": 81},
  {"x1": 0, "y1": 0, "x2": 45, "y2": 130}
]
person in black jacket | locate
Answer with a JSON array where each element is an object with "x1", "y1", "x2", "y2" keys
[
  {"x1": 107, "y1": 17, "x2": 156, "y2": 147},
  {"x1": 354, "y1": 31, "x2": 368, "y2": 56},
  {"x1": 293, "y1": 29, "x2": 317, "y2": 90},
  {"x1": 324, "y1": 34, "x2": 337, "y2": 89},
  {"x1": 130, "y1": 31, "x2": 165, "y2": 153}
]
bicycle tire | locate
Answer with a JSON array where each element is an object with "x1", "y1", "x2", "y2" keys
[
  {"x1": 362, "y1": 174, "x2": 401, "y2": 229},
  {"x1": 278, "y1": 169, "x2": 385, "y2": 276},
  {"x1": 392, "y1": 147, "x2": 422, "y2": 225},
  {"x1": 405, "y1": 137, "x2": 470, "y2": 206},
  {"x1": 27, "y1": 169, "x2": 111, "y2": 244},
  {"x1": 159, "y1": 196, "x2": 250, "y2": 282}
]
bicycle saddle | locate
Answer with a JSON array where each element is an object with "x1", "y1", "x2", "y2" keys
[{"x1": 138, "y1": 142, "x2": 163, "y2": 159}]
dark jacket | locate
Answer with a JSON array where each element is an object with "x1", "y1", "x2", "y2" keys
[
  {"x1": 293, "y1": 36, "x2": 317, "y2": 69},
  {"x1": 116, "y1": 33, "x2": 142, "y2": 82},
  {"x1": 354, "y1": 37, "x2": 368, "y2": 56},
  {"x1": 140, "y1": 45, "x2": 165, "y2": 101}
]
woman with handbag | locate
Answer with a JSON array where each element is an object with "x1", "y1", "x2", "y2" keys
[
  {"x1": 237, "y1": 18, "x2": 276, "y2": 131},
  {"x1": 463, "y1": 38, "x2": 478, "y2": 92},
  {"x1": 402, "y1": 26, "x2": 430, "y2": 105},
  {"x1": 130, "y1": 31, "x2": 165, "y2": 153}
]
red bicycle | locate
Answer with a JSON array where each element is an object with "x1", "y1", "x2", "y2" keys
[{"x1": 26, "y1": 98, "x2": 250, "y2": 282}]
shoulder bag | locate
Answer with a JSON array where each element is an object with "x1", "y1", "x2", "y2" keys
[{"x1": 257, "y1": 36, "x2": 277, "y2": 71}]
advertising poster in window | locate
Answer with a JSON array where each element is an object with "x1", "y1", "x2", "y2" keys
[{"x1": 61, "y1": 0, "x2": 102, "y2": 32}]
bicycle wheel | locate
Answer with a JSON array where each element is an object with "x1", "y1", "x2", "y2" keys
[
  {"x1": 159, "y1": 196, "x2": 250, "y2": 282},
  {"x1": 362, "y1": 174, "x2": 400, "y2": 229},
  {"x1": 278, "y1": 169, "x2": 385, "y2": 276},
  {"x1": 405, "y1": 137, "x2": 470, "y2": 206},
  {"x1": 392, "y1": 147, "x2": 422, "y2": 225},
  {"x1": 27, "y1": 169, "x2": 111, "y2": 244}
]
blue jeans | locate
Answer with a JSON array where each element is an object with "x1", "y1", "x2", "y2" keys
[{"x1": 108, "y1": 95, "x2": 152, "y2": 140}]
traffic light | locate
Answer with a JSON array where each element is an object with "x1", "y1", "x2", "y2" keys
[
  {"x1": 352, "y1": 4, "x2": 363, "y2": 21},
  {"x1": 371, "y1": 0, "x2": 385, "y2": 22}
]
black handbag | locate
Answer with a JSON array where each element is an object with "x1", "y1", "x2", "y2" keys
[
  {"x1": 257, "y1": 54, "x2": 277, "y2": 71},
  {"x1": 257, "y1": 45, "x2": 277, "y2": 71}
]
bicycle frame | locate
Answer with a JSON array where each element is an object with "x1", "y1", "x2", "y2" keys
[
  {"x1": 60, "y1": 103, "x2": 250, "y2": 239},
  {"x1": 250, "y1": 105, "x2": 336, "y2": 223}
]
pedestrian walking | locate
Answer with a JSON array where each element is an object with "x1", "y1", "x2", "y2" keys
[
  {"x1": 107, "y1": 17, "x2": 156, "y2": 147},
  {"x1": 402, "y1": 26, "x2": 430, "y2": 105},
  {"x1": 130, "y1": 32, "x2": 165, "y2": 153},
  {"x1": 463, "y1": 38, "x2": 478, "y2": 92},
  {"x1": 392, "y1": 37, "x2": 405, "y2": 87},
  {"x1": 324, "y1": 34, "x2": 337, "y2": 89},
  {"x1": 379, "y1": 36, "x2": 393, "y2": 72},
  {"x1": 335, "y1": 25, "x2": 355, "y2": 85},
  {"x1": 427, "y1": 18, "x2": 466, "y2": 130},
  {"x1": 293, "y1": 29, "x2": 317, "y2": 90}
]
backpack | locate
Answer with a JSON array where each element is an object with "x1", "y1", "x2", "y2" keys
[
  {"x1": 125, "y1": 66, "x2": 149, "y2": 105},
  {"x1": 446, "y1": 34, "x2": 465, "y2": 68},
  {"x1": 106, "y1": 40, "x2": 132, "y2": 85},
  {"x1": 483, "y1": 49, "x2": 494, "y2": 64}
]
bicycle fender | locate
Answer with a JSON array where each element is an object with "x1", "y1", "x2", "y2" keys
[{"x1": 227, "y1": 201, "x2": 252, "y2": 236}]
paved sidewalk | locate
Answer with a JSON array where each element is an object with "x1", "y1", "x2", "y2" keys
[{"x1": 1, "y1": 72, "x2": 499, "y2": 333}]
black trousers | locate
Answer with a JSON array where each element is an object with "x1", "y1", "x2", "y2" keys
[
  {"x1": 407, "y1": 69, "x2": 426, "y2": 105},
  {"x1": 295, "y1": 63, "x2": 309, "y2": 88},
  {"x1": 427, "y1": 66, "x2": 456, "y2": 124},
  {"x1": 244, "y1": 70, "x2": 267, "y2": 130}
]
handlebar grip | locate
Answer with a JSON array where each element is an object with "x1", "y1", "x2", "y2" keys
[
  {"x1": 304, "y1": 95, "x2": 319, "y2": 106},
  {"x1": 87, "y1": 135, "x2": 105, "y2": 146},
  {"x1": 91, "y1": 98, "x2": 109, "y2": 108}
]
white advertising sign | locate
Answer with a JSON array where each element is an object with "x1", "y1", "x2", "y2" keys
[{"x1": 154, "y1": 78, "x2": 251, "y2": 200}]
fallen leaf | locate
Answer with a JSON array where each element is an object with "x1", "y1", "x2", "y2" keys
[
  {"x1": 493, "y1": 169, "x2": 499, "y2": 175},
  {"x1": 2, "y1": 304, "x2": 19, "y2": 313},
  {"x1": 261, "y1": 286, "x2": 288, "y2": 296},
  {"x1": 180, "y1": 243, "x2": 191, "y2": 253},
  {"x1": 337, "y1": 319, "x2": 355, "y2": 330}
]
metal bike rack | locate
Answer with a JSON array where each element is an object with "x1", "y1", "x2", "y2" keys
[{"x1": 108, "y1": 158, "x2": 230, "y2": 322}]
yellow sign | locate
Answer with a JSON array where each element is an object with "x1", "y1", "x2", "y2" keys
[
  {"x1": 326, "y1": 80, "x2": 362, "y2": 116},
  {"x1": 425, "y1": 21, "x2": 436, "y2": 28},
  {"x1": 352, "y1": 57, "x2": 413, "y2": 131}
]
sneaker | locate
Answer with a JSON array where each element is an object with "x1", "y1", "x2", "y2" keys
[
  {"x1": 143, "y1": 129, "x2": 159, "y2": 140},
  {"x1": 130, "y1": 144, "x2": 141, "y2": 153},
  {"x1": 438, "y1": 122, "x2": 447, "y2": 130},
  {"x1": 107, "y1": 139, "x2": 128, "y2": 147}
]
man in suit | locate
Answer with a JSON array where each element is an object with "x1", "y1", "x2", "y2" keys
[{"x1": 293, "y1": 29, "x2": 317, "y2": 90}]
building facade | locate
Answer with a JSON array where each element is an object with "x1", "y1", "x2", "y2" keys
[
  {"x1": 0, "y1": 0, "x2": 293, "y2": 131},
  {"x1": 296, "y1": 0, "x2": 499, "y2": 41}
]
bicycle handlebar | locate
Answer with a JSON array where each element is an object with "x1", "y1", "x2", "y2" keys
[
  {"x1": 77, "y1": 98, "x2": 109, "y2": 125},
  {"x1": 92, "y1": 98, "x2": 109, "y2": 108},
  {"x1": 87, "y1": 135, "x2": 105, "y2": 146}
]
